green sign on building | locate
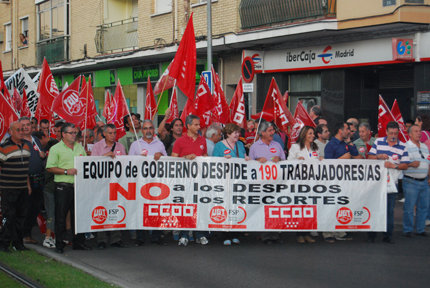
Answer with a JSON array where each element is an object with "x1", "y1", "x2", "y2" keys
[{"x1": 133, "y1": 65, "x2": 159, "y2": 83}]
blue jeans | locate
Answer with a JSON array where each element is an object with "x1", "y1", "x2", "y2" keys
[
  {"x1": 384, "y1": 193, "x2": 397, "y2": 239},
  {"x1": 402, "y1": 177, "x2": 430, "y2": 234}
]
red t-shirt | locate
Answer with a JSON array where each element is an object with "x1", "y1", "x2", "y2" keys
[{"x1": 172, "y1": 134, "x2": 207, "y2": 157}]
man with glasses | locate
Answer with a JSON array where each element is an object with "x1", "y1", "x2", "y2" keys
[
  {"x1": 0, "y1": 122, "x2": 31, "y2": 252},
  {"x1": 46, "y1": 123, "x2": 89, "y2": 253},
  {"x1": 129, "y1": 120, "x2": 167, "y2": 244},
  {"x1": 368, "y1": 121, "x2": 410, "y2": 243},
  {"x1": 402, "y1": 124, "x2": 430, "y2": 237}
]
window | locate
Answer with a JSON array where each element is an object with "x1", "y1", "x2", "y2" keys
[
  {"x1": 21, "y1": 17, "x2": 28, "y2": 37},
  {"x1": 37, "y1": 0, "x2": 69, "y2": 41},
  {"x1": 4, "y1": 23, "x2": 11, "y2": 51},
  {"x1": 155, "y1": 0, "x2": 172, "y2": 14}
]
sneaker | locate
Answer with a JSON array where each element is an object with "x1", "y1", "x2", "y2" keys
[
  {"x1": 398, "y1": 198, "x2": 405, "y2": 203},
  {"x1": 223, "y1": 239, "x2": 232, "y2": 246},
  {"x1": 43, "y1": 237, "x2": 56, "y2": 249},
  {"x1": 425, "y1": 219, "x2": 430, "y2": 226},
  {"x1": 196, "y1": 236, "x2": 209, "y2": 245},
  {"x1": 232, "y1": 238, "x2": 240, "y2": 245},
  {"x1": 335, "y1": 234, "x2": 353, "y2": 241},
  {"x1": 178, "y1": 237, "x2": 188, "y2": 247},
  {"x1": 304, "y1": 235, "x2": 316, "y2": 243}
]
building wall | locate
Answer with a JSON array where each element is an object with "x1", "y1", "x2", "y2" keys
[
  {"x1": 70, "y1": 0, "x2": 103, "y2": 60},
  {"x1": 338, "y1": 0, "x2": 430, "y2": 29}
]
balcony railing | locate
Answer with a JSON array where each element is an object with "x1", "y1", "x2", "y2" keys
[
  {"x1": 239, "y1": 0, "x2": 336, "y2": 29},
  {"x1": 95, "y1": 17, "x2": 138, "y2": 53},
  {"x1": 36, "y1": 36, "x2": 70, "y2": 65}
]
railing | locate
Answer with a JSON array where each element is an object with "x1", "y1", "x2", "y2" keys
[
  {"x1": 95, "y1": 17, "x2": 138, "y2": 53},
  {"x1": 239, "y1": 0, "x2": 336, "y2": 29},
  {"x1": 36, "y1": 36, "x2": 69, "y2": 65}
]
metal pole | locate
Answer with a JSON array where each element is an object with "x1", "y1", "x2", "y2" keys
[{"x1": 207, "y1": 0, "x2": 212, "y2": 91}]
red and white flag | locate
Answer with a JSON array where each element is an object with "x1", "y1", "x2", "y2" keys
[
  {"x1": 0, "y1": 91, "x2": 19, "y2": 141},
  {"x1": 110, "y1": 80, "x2": 130, "y2": 139},
  {"x1": 165, "y1": 87, "x2": 179, "y2": 123},
  {"x1": 51, "y1": 76, "x2": 82, "y2": 125},
  {"x1": 391, "y1": 99, "x2": 409, "y2": 142},
  {"x1": 211, "y1": 66, "x2": 230, "y2": 124},
  {"x1": 0, "y1": 61, "x2": 12, "y2": 105},
  {"x1": 229, "y1": 77, "x2": 247, "y2": 129},
  {"x1": 21, "y1": 89, "x2": 32, "y2": 118},
  {"x1": 259, "y1": 78, "x2": 295, "y2": 133},
  {"x1": 12, "y1": 88, "x2": 23, "y2": 115},
  {"x1": 79, "y1": 77, "x2": 98, "y2": 130},
  {"x1": 180, "y1": 98, "x2": 195, "y2": 127},
  {"x1": 36, "y1": 58, "x2": 59, "y2": 121},
  {"x1": 144, "y1": 76, "x2": 157, "y2": 120},
  {"x1": 194, "y1": 76, "x2": 214, "y2": 128},
  {"x1": 378, "y1": 95, "x2": 401, "y2": 140},
  {"x1": 288, "y1": 102, "x2": 315, "y2": 147},
  {"x1": 153, "y1": 61, "x2": 175, "y2": 96},
  {"x1": 282, "y1": 91, "x2": 289, "y2": 104},
  {"x1": 156, "y1": 14, "x2": 196, "y2": 100},
  {"x1": 102, "y1": 90, "x2": 114, "y2": 121}
]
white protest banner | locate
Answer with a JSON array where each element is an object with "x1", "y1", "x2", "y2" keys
[
  {"x1": 75, "y1": 156, "x2": 387, "y2": 233},
  {"x1": 5, "y1": 68, "x2": 39, "y2": 115}
]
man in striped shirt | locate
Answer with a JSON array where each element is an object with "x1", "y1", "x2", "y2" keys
[
  {"x1": 0, "y1": 122, "x2": 31, "y2": 252},
  {"x1": 368, "y1": 121, "x2": 410, "y2": 243}
]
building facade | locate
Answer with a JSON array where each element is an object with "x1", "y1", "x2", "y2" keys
[{"x1": 1, "y1": 0, "x2": 430, "y2": 130}]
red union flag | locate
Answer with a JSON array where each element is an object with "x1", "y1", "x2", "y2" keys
[
  {"x1": 153, "y1": 61, "x2": 175, "y2": 96},
  {"x1": 168, "y1": 14, "x2": 196, "y2": 100},
  {"x1": 37, "y1": 58, "x2": 59, "y2": 110},
  {"x1": 229, "y1": 77, "x2": 246, "y2": 129},
  {"x1": 165, "y1": 87, "x2": 179, "y2": 123},
  {"x1": 390, "y1": 99, "x2": 408, "y2": 143},
  {"x1": 0, "y1": 91, "x2": 19, "y2": 141},
  {"x1": 260, "y1": 78, "x2": 295, "y2": 133},
  {"x1": 21, "y1": 89, "x2": 31, "y2": 118},
  {"x1": 12, "y1": 88, "x2": 23, "y2": 115},
  {"x1": 111, "y1": 80, "x2": 129, "y2": 139},
  {"x1": 289, "y1": 101, "x2": 316, "y2": 146},
  {"x1": 180, "y1": 98, "x2": 195, "y2": 127},
  {"x1": 51, "y1": 76, "x2": 82, "y2": 124},
  {"x1": 194, "y1": 76, "x2": 214, "y2": 128},
  {"x1": 211, "y1": 66, "x2": 230, "y2": 124},
  {"x1": 102, "y1": 90, "x2": 114, "y2": 121},
  {"x1": 144, "y1": 76, "x2": 157, "y2": 120},
  {"x1": 79, "y1": 77, "x2": 98, "y2": 130},
  {"x1": 378, "y1": 95, "x2": 397, "y2": 139},
  {"x1": 0, "y1": 62, "x2": 12, "y2": 105}
]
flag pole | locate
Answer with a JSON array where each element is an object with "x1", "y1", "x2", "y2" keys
[
  {"x1": 83, "y1": 77, "x2": 89, "y2": 149},
  {"x1": 253, "y1": 111, "x2": 264, "y2": 144}
]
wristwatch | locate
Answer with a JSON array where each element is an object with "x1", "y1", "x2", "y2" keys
[{"x1": 64, "y1": 169, "x2": 68, "y2": 175}]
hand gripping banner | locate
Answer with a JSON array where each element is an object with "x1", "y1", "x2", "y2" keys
[{"x1": 75, "y1": 157, "x2": 387, "y2": 233}]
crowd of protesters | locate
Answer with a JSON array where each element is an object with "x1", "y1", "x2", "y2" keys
[{"x1": 0, "y1": 107, "x2": 429, "y2": 253}]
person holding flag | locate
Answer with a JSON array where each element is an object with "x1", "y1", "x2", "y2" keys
[{"x1": 353, "y1": 123, "x2": 376, "y2": 159}]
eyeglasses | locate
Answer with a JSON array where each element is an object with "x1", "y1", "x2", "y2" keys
[
  {"x1": 142, "y1": 127, "x2": 154, "y2": 130},
  {"x1": 64, "y1": 131, "x2": 78, "y2": 135}
]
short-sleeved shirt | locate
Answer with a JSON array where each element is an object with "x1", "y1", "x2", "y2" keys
[
  {"x1": 0, "y1": 138, "x2": 31, "y2": 189},
  {"x1": 172, "y1": 134, "x2": 207, "y2": 157},
  {"x1": 403, "y1": 140, "x2": 429, "y2": 179},
  {"x1": 129, "y1": 138, "x2": 167, "y2": 156},
  {"x1": 324, "y1": 137, "x2": 359, "y2": 159},
  {"x1": 249, "y1": 139, "x2": 285, "y2": 161},
  {"x1": 91, "y1": 139, "x2": 126, "y2": 156},
  {"x1": 368, "y1": 137, "x2": 410, "y2": 165},
  {"x1": 213, "y1": 141, "x2": 246, "y2": 159},
  {"x1": 46, "y1": 141, "x2": 87, "y2": 184},
  {"x1": 119, "y1": 131, "x2": 143, "y2": 154},
  {"x1": 26, "y1": 136, "x2": 45, "y2": 175},
  {"x1": 353, "y1": 137, "x2": 376, "y2": 159},
  {"x1": 314, "y1": 139, "x2": 327, "y2": 158},
  {"x1": 206, "y1": 139, "x2": 215, "y2": 156}
]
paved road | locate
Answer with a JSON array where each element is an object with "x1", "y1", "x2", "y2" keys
[{"x1": 29, "y1": 205, "x2": 430, "y2": 288}]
